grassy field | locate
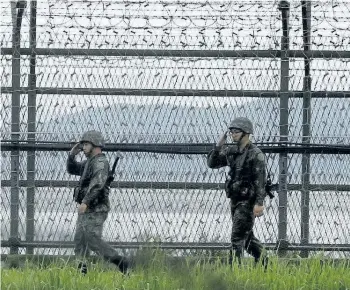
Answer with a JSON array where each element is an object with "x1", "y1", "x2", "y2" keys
[{"x1": 1, "y1": 252, "x2": 350, "y2": 290}]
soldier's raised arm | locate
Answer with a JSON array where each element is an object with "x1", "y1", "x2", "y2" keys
[
  {"x1": 207, "y1": 132, "x2": 228, "y2": 168},
  {"x1": 67, "y1": 143, "x2": 87, "y2": 176}
]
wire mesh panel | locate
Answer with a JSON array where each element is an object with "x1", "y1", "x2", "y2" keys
[{"x1": 1, "y1": 0, "x2": 350, "y2": 258}]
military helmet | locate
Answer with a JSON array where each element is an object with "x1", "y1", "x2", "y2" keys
[
  {"x1": 229, "y1": 117, "x2": 254, "y2": 134},
  {"x1": 79, "y1": 130, "x2": 105, "y2": 147}
]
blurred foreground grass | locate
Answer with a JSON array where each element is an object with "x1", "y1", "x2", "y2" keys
[{"x1": 1, "y1": 250, "x2": 350, "y2": 290}]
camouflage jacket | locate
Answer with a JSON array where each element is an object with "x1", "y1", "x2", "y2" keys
[
  {"x1": 207, "y1": 142, "x2": 267, "y2": 206},
  {"x1": 67, "y1": 153, "x2": 111, "y2": 212}
]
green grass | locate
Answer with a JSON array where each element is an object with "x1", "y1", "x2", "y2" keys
[{"x1": 1, "y1": 252, "x2": 350, "y2": 290}]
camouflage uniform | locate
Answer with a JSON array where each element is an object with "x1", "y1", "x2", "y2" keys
[
  {"x1": 207, "y1": 118, "x2": 267, "y2": 265},
  {"x1": 67, "y1": 130, "x2": 127, "y2": 273}
]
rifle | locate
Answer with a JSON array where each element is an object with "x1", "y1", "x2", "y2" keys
[
  {"x1": 105, "y1": 151, "x2": 123, "y2": 187},
  {"x1": 265, "y1": 173, "x2": 275, "y2": 199},
  {"x1": 264, "y1": 153, "x2": 277, "y2": 199}
]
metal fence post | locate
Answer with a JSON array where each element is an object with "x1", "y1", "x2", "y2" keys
[
  {"x1": 277, "y1": 0, "x2": 290, "y2": 256},
  {"x1": 300, "y1": 0, "x2": 312, "y2": 258},
  {"x1": 10, "y1": 0, "x2": 26, "y2": 254},
  {"x1": 26, "y1": 0, "x2": 37, "y2": 254}
]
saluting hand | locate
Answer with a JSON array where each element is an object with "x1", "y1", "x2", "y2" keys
[
  {"x1": 70, "y1": 143, "x2": 82, "y2": 156},
  {"x1": 78, "y1": 203, "x2": 88, "y2": 214},
  {"x1": 253, "y1": 204, "x2": 264, "y2": 217},
  {"x1": 216, "y1": 131, "x2": 228, "y2": 147}
]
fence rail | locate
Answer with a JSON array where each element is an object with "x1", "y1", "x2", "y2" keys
[
  {"x1": 2, "y1": 87, "x2": 350, "y2": 98},
  {"x1": 3, "y1": 48, "x2": 350, "y2": 58},
  {"x1": 1, "y1": 141, "x2": 350, "y2": 154}
]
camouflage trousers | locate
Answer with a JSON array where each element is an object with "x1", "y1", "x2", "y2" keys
[
  {"x1": 229, "y1": 200, "x2": 264, "y2": 265},
  {"x1": 74, "y1": 212, "x2": 125, "y2": 265}
]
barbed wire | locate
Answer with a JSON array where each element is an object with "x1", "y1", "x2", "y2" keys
[{"x1": 1, "y1": 0, "x2": 349, "y2": 50}]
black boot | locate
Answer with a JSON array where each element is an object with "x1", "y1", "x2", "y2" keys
[
  {"x1": 118, "y1": 259, "x2": 129, "y2": 274},
  {"x1": 262, "y1": 256, "x2": 269, "y2": 272},
  {"x1": 78, "y1": 262, "x2": 88, "y2": 275},
  {"x1": 229, "y1": 247, "x2": 243, "y2": 268},
  {"x1": 111, "y1": 256, "x2": 129, "y2": 274},
  {"x1": 254, "y1": 255, "x2": 268, "y2": 272},
  {"x1": 228, "y1": 249, "x2": 233, "y2": 267}
]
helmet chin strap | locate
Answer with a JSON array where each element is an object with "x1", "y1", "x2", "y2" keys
[{"x1": 236, "y1": 132, "x2": 248, "y2": 150}]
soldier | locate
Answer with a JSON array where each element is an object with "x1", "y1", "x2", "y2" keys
[
  {"x1": 207, "y1": 117, "x2": 268, "y2": 268},
  {"x1": 67, "y1": 130, "x2": 128, "y2": 274}
]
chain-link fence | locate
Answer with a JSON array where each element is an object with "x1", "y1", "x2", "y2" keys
[{"x1": 1, "y1": 0, "x2": 350, "y2": 258}]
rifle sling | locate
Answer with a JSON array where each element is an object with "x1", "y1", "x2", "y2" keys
[{"x1": 234, "y1": 148, "x2": 249, "y2": 182}]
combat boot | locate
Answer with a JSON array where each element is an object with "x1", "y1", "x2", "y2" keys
[
  {"x1": 111, "y1": 256, "x2": 129, "y2": 274},
  {"x1": 254, "y1": 255, "x2": 268, "y2": 272},
  {"x1": 77, "y1": 262, "x2": 88, "y2": 275},
  {"x1": 229, "y1": 248, "x2": 243, "y2": 268},
  {"x1": 262, "y1": 256, "x2": 269, "y2": 272}
]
